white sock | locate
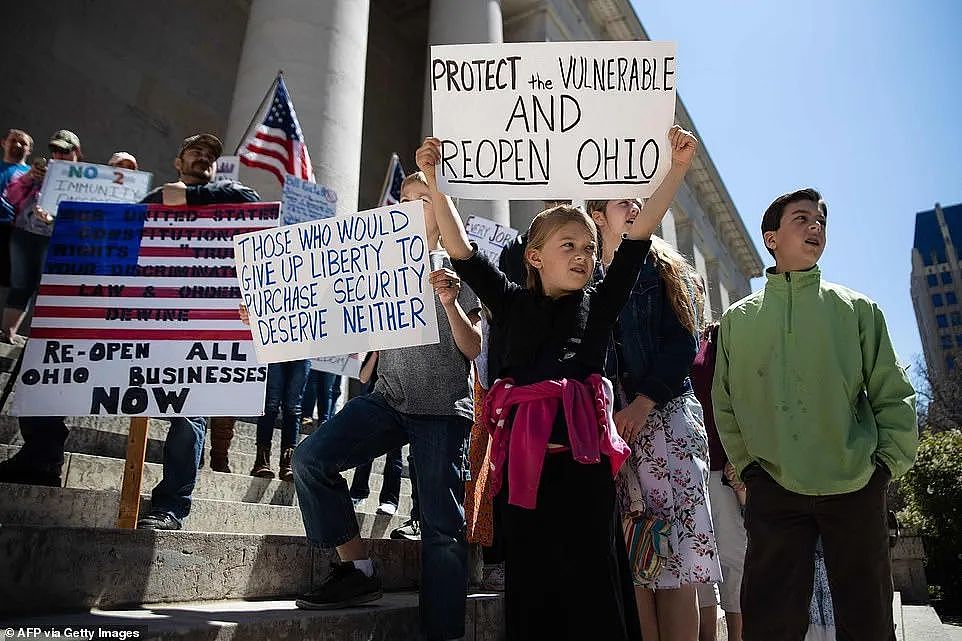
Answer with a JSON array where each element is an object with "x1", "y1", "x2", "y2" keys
[{"x1": 352, "y1": 559, "x2": 374, "y2": 577}]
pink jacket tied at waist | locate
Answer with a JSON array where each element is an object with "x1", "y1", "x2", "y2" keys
[{"x1": 481, "y1": 374, "x2": 630, "y2": 509}]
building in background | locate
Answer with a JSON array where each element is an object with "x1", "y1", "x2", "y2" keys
[
  {"x1": 911, "y1": 202, "x2": 962, "y2": 378},
  {"x1": 1, "y1": 0, "x2": 762, "y2": 317}
]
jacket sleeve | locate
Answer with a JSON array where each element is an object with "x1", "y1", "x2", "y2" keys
[
  {"x1": 186, "y1": 181, "x2": 261, "y2": 205},
  {"x1": 588, "y1": 238, "x2": 651, "y2": 331},
  {"x1": 711, "y1": 313, "x2": 752, "y2": 478},
  {"x1": 859, "y1": 300, "x2": 918, "y2": 478},
  {"x1": 450, "y1": 243, "x2": 521, "y2": 320},
  {"x1": 3, "y1": 171, "x2": 36, "y2": 211},
  {"x1": 629, "y1": 280, "x2": 699, "y2": 405}
]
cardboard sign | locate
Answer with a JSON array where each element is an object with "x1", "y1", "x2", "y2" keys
[
  {"x1": 310, "y1": 353, "x2": 363, "y2": 379},
  {"x1": 38, "y1": 161, "x2": 152, "y2": 214},
  {"x1": 465, "y1": 215, "x2": 519, "y2": 264},
  {"x1": 235, "y1": 200, "x2": 440, "y2": 363},
  {"x1": 430, "y1": 41, "x2": 677, "y2": 199},
  {"x1": 213, "y1": 156, "x2": 240, "y2": 183},
  {"x1": 11, "y1": 201, "x2": 280, "y2": 417},
  {"x1": 281, "y1": 175, "x2": 338, "y2": 226}
]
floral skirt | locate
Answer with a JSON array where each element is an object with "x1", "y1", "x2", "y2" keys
[{"x1": 619, "y1": 393, "x2": 721, "y2": 589}]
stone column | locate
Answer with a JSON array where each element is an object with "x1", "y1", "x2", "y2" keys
[
  {"x1": 422, "y1": 0, "x2": 510, "y2": 226},
  {"x1": 705, "y1": 259, "x2": 723, "y2": 321},
  {"x1": 225, "y1": 0, "x2": 370, "y2": 210}
]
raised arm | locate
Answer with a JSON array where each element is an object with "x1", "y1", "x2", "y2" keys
[
  {"x1": 415, "y1": 137, "x2": 473, "y2": 260},
  {"x1": 626, "y1": 125, "x2": 698, "y2": 240}
]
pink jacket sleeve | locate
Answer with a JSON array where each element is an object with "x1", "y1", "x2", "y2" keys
[{"x1": 3, "y1": 171, "x2": 37, "y2": 211}]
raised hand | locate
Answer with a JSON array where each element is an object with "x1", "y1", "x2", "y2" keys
[
  {"x1": 668, "y1": 125, "x2": 698, "y2": 169},
  {"x1": 415, "y1": 137, "x2": 443, "y2": 183}
]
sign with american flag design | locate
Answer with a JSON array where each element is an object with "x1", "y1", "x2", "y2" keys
[{"x1": 11, "y1": 201, "x2": 280, "y2": 417}]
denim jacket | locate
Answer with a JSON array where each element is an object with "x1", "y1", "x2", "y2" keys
[{"x1": 614, "y1": 258, "x2": 698, "y2": 406}]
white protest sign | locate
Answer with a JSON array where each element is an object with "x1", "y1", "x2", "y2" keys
[
  {"x1": 281, "y1": 175, "x2": 338, "y2": 226},
  {"x1": 310, "y1": 354, "x2": 363, "y2": 379},
  {"x1": 213, "y1": 156, "x2": 240, "y2": 183},
  {"x1": 235, "y1": 200, "x2": 440, "y2": 363},
  {"x1": 465, "y1": 215, "x2": 519, "y2": 264},
  {"x1": 11, "y1": 201, "x2": 280, "y2": 417},
  {"x1": 39, "y1": 160, "x2": 152, "y2": 214},
  {"x1": 431, "y1": 41, "x2": 677, "y2": 199}
]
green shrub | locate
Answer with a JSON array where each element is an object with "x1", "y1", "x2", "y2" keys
[{"x1": 899, "y1": 429, "x2": 962, "y2": 614}]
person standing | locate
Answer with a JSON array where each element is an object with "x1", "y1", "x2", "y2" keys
[{"x1": 713, "y1": 189, "x2": 918, "y2": 641}]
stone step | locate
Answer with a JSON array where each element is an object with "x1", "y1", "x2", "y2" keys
[
  {"x1": 902, "y1": 603, "x2": 953, "y2": 641},
  {"x1": 0, "y1": 524, "x2": 426, "y2": 616},
  {"x1": 0, "y1": 444, "x2": 413, "y2": 506},
  {"x1": 0, "y1": 418, "x2": 411, "y2": 480},
  {"x1": 0, "y1": 593, "x2": 505, "y2": 641},
  {"x1": 0, "y1": 483, "x2": 414, "y2": 536}
]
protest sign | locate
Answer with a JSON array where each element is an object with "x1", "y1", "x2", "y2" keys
[
  {"x1": 465, "y1": 214, "x2": 519, "y2": 264},
  {"x1": 213, "y1": 156, "x2": 240, "y2": 183},
  {"x1": 235, "y1": 200, "x2": 440, "y2": 363},
  {"x1": 310, "y1": 353, "x2": 363, "y2": 379},
  {"x1": 11, "y1": 201, "x2": 280, "y2": 417},
  {"x1": 38, "y1": 160, "x2": 152, "y2": 214},
  {"x1": 281, "y1": 175, "x2": 338, "y2": 226},
  {"x1": 430, "y1": 41, "x2": 676, "y2": 199}
]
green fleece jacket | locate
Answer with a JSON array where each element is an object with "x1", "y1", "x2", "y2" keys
[{"x1": 712, "y1": 266, "x2": 918, "y2": 495}]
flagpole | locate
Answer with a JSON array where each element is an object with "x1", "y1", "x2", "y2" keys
[
  {"x1": 378, "y1": 153, "x2": 399, "y2": 206},
  {"x1": 233, "y1": 70, "x2": 283, "y2": 155}
]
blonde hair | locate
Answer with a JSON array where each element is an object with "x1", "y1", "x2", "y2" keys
[
  {"x1": 649, "y1": 235, "x2": 704, "y2": 335},
  {"x1": 524, "y1": 205, "x2": 597, "y2": 292},
  {"x1": 400, "y1": 171, "x2": 428, "y2": 192}
]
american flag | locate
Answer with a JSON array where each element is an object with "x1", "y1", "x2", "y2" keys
[
  {"x1": 379, "y1": 153, "x2": 405, "y2": 206},
  {"x1": 31, "y1": 201, "x2": 279, "y2": 341},
  {"x1": 240, "y1": 76, "x2": 315, "y2": 185}
]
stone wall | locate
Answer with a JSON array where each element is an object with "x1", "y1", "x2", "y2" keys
[{"x1": 0, "y1": 0, "x2": 250, "y2": 184}]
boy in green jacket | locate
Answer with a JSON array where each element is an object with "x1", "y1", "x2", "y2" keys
[{"x1": 712, "y1": 188, "x2": 917, "y2": 641}]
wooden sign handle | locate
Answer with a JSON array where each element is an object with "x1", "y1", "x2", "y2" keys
[{"x1": 117, "y1": 416, "x2": 149, "y2": 529}]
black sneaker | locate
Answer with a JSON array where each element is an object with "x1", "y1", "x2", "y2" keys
[
  {"x1": 390, "y1": 518, "x2": 421, "y2": 541},
  {"x1": 295, "y1": 562, "x2": 383, "y2": 609},
  {"x1": 137, "y1": 511, "x2": 182, "y2": 530}
]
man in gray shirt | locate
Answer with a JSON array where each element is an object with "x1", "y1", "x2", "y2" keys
[{"x1": 291, "y1": 172, "x2": 481, "y2": 641}]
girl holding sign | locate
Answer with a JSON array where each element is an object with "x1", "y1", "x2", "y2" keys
[
  {"x1": 415, "y1": 125, "x2": 699, "y2": 641},
  {"x1": 589, "y1": 197, "x2": 720, "y2": 641}
]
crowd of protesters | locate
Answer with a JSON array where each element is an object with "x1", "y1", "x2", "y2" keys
[{"x1": 0, "y1": 122, "x2": 918, "y2": 641}]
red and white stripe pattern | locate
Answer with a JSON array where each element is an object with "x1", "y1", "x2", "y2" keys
[
  {"x1": 239, "y1": 76, "x2": 315, "y2": 186},
  {"x1": 30, "y1": 204, "x2": 278, "y2": 341}
]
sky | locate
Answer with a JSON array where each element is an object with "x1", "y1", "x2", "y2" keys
[{"x1": 630, "y1": 0, "x2": 962, "y2": 381}]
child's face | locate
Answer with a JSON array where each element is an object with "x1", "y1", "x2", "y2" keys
[
  {"x1": 400, "y1": 182, "x2": 435, "y2": 230},
  {"x1": 764, "y1": 199, "x2": 826, "y2": 271},
  {"x1": 527, "y1": 221, "x2": 597, "y2": 297},
  {"x1": 593, "y1": 199, "x2": 641, "y2": 245}
]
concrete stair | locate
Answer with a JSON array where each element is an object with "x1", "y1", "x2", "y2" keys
[
  {"x1": 0, "y1": 341, "x2": 506, "y2": 639},
  {"x1": 0, "y1": 593, "x2": 505, "y2": 641}
]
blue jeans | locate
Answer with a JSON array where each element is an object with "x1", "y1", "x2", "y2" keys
[
  {"x1": 301, "y1": 370, "x2": 342, "y2": 422},
  {"x1": 292, "y1": 392, "x2": 470, "y2": 641},
  {"x1": 257, "y1": 360, "x2": 311, "y2": 449},
  {"x1": 349, "y1": 447, "x2": 404, "y2": 508},
  {"x1": 7, "y1": 228, "x2": 50, "y2": 310},
  {"x1": 149, "y1": 416, "x2": 207, "y2": 520}
]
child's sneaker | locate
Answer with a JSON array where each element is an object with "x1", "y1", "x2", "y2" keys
[{"x1": 295, "y1": 562, "x2": 383, "y2": 609}]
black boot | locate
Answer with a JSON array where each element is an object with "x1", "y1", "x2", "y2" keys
[{"x1": 251, "y1": 445, "x2": 274, "y2": 479}]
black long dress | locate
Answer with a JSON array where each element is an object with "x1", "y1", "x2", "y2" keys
[{"x1": 452, "y1": 238, "x2": 649, "y2": 641}]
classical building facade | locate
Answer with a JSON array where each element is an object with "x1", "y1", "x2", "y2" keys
[
  {"x1": 5, "y1": 0, "x2": 762, "y2": 317},
  {"x1": 911, "y1": 202, "x2": 962, "y2": 378}
]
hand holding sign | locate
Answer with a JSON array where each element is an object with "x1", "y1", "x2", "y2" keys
[
  {"x1": 415, "y1": 136, "x2": 443, "y2": 184},
  {"x1": 429, "y1": 268, "x2": 462, "y2": 307}
]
